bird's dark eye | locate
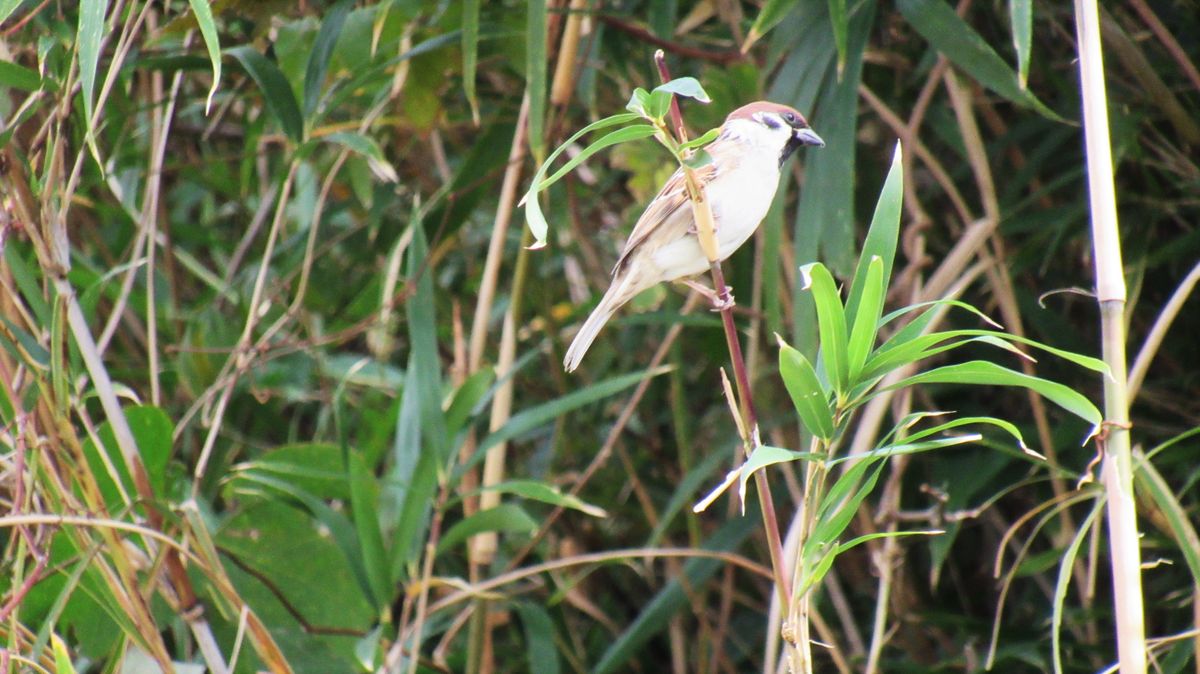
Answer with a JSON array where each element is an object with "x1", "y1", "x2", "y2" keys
[{"x1": 783, "y1": 112, "x2": 796, "y2": 124}]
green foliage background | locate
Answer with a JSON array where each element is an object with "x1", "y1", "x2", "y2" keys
[{"x1": 0, "y1": 0, "x2": 1197, "y2": 672}]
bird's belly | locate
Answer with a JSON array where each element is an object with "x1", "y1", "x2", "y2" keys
[{"x1": 652, "y1": 165, "x2": 780, "y2": 281}]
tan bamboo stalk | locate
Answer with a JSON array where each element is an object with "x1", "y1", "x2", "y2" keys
[{"x1": 1073, "y1": 0, "x2": 1147, "y2": 672}]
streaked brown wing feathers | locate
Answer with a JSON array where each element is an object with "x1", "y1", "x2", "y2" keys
[{"x1": 611, "y1": 149, "x2": 725, "y2": 274}]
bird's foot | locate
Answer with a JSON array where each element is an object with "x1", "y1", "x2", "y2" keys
[{"x1": 680, "y1": 279, "x2": 735, "y2": 311}]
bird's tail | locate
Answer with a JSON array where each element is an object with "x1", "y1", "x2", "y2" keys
[{"x1": 563, "y1": 273, "x2": 637, "y2": 372}]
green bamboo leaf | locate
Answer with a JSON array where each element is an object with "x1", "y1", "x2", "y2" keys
[
  {"x1": 878, "y1": 298, "x2": 998, "y2": 333},
  {"x1": 846, "y1": 256, "x2": 883, "y2": 382},
  {"x1": 1052, "y1": 501, "x2": 1102, "y2": 674},
  {"x1": 888, "y1": 361, "x2": 1102, "y2": 428},
  {"x1": 679, "y1": 127, "x2": 720, "y2": 150},
  {"x1": 897, "y1": 0, "x2": 1060, "y2": 119},
  {"x1": 229, "y1": 443, "x2": 352, "y2": 500},
  {"x1": 890, "y1": 415, "x2": 1027, "y2": 454},
  {"x1": 778, "y1": 341, "x2": 835, "y2": 439},
  {"x1": 469, "y1": 480, "x2": 608, "y2": 518},
  {"x1": 1010, "y1": 0, "x2": 1032, "y2": 89},
  {"x1": 323, "y1": 131, "x2": 398, "y2": 182},
  {"x1": 520, "y1": 112, "x2": 642, "y2": 247},
  {"x1": 346, "y1": 445, "x2": 390, "y2": 607},
  {"x1": 826, "y1": 434, "x2": 983, "y2": 469},
  {"x1": 463, "y1": 0, "x2": 481, "y2": 124},
  {"x1": 845, "y1": 142, "x2": 902, "y2": 319},
  {"x1": 465, "y1": 366, "x2": 670, "y2": 472},
  {"x1": 625, "y1": 87, "x2": 651, "y2": 116},
  {"x1": 517, "y1": 603, "x2": 561, "y2": 674},
  {"x1": 653, "y1": 76, "x2": 712, "y2": 103},
  {"x1": 0, "y1": 0, "x2": 21, "y2": 25},
  {"x1": 0, "y1": 60, "x2": 41, "y2": 91},
  {"x1": 186, "y1": 0, "x2": 222, "y2": 113},
  {"x1": 226, "y1": 45, "x2": 304, "y2": 143},
  {"x1": 828, "y1": 0, "x2": 848, "y2": 74},
  {"x1": 1135, "y1": 453, "x2": 1200, "y2": 587},
  {"x1": 802, "y1": 529, "x2": 941, "y2": 594},
  {"x1": 444, "y1": 369, "x2": 495, "y2": 439},
  {"x1": 238, "y1": 472, "x2": 377, "y2": 607},
  {"x1": 526, "y1": 0, "x2": 547, "y2": 156},
  {"x1": 738, "y1": 444, "x2": 819, "y2": 512},
  {"x1": 303, "y1": 0, "x2": 352, "y2": 121},
  {"x1": 807, "y1": 457, "x2": 886, "y2": 563},
  {"x1": 538, "y1": 125, "x2": 657, "y2": 189},
  {"x1": 391, "y1": 212, "x2": 448, "y2": 578},
  {"x1": 865, "y1": 328, "x2": 1110, "y2": 381},
  {"x1": 77, "y1": 0, "x2": 109, "y2": 125},
  {"x1": 801, "y1": 262, "x2": 850, "y2": 393},
  {"x1": 647, "y1": 88, "x2": 672, "y2": 120},
  {"x1": 437, "y1": 504, "x2": 537, "y2": 555},
  {"x1": 744, "y1": 0, "x2": 799, "y2": 50},
  {"x1": 52, "y1": 634, "x2": 78, "y2": 673},
  {"x1": 792, "y1": 0, "x2": 874, "y2": 277},
  {"x1": 0, "y1": 315, "x2": 49, "y2": 369}
]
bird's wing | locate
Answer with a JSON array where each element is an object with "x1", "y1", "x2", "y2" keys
[{"x1": 612, "y1": 137, "x2": 736, "y2": 274}]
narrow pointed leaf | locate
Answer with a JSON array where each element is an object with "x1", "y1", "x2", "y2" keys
[
  {"x1": 303, "y1": 0, "x2": 352, "y2": 120},
  {"x1": 828, "y1": 0, "x2": 848, "y2": 73},
  {"x1": 1010, "y1": 0, "x2": 1032, "y2": 89},
  {"x1": 77, "y1": 0, "x2": 109, "y2": 124},
  {"x1": 517, "y1": 604, "x2": 561, "y2": 674},
  {"x1": 463, "y1": 0, "x2": 481, "y2": 123},
  {"x1": 227, "y1": 45, "x2": 304, "y2": 142},
  {"x1": 738, "y1": 444, "x2": 819, "y2": 512},
  {"x1": 464, "y1": 367, "x2": 670, "y2": 473},
  {"x1": 0, "y1": 0, "x2": 22, "y2": 24},
  {"x1": 745, "y1": 0, "x2": 800, "y2": 50},
  {"x1": 779, "y1": 341, "x2": 835, "y2": 438},
  {"x1": 1135, "y1": 454, "x2": 1200, "y2": 587},
  {"x1": 845, "y1": 142, "x2": 903, "y2": 319},
  {"x1": 801, "y1": 263, "x2": 850, "y2": 393},
  {"x1": 526, "y1": 0, "x2": 547, "y2": 156},
  {"x1": 521, "y1": 112, "x2": 642, "y2": 246},
  {"x1": 887, "y1": 361, "x2": 1102, "y2": 428},
  {"x1": 897, "y1": 0, "x2": 1060, "y2": 119},
  {"x1": 538, "y1": 125, "x2": 657, "y2": 189},
  {"x1": 653, "y1": 77, "x2": 712, "y2": 103},
  {"x1": 846, "y1": 256, "x2": 884, "y2": 381},
  {"x1": 679, "y1": 127, "x2": 721, "y2": 151},
  {"x1": 324, "y1": 131, "x2": 399, "y2": 182},
  {"x1": 470, "y1": 480, "x2": 607, "y2": 518},
  {"x1": 437, "y1": 504, "x2": 538, "y2": 554},
  {"x1": 1052, "y1": 502, "x2": 1102, "y2": 673},
  {"x1": 187, "y1": 0, "x2": 222, "y2": 113}
]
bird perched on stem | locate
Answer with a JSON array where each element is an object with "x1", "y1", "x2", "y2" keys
[{"x1": 563, "y1": 101, "x2": 824, "y2": 372}]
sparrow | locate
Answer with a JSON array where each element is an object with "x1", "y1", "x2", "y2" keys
[{"x1": 563, "y1": 101, "x2": 824, "y2": 372}]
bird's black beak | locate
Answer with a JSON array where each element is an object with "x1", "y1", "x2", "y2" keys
[{"x1": 793, "y1": 127, "x2": 825, "y2": 147}]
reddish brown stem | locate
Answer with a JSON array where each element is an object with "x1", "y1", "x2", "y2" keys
[{"x1": 653, "y1": 51, "x2": 791, "y2": 604}]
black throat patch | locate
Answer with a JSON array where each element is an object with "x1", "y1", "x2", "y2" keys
[{"x1": 779, "y1": 134, "x2": 803, "y2": 168}]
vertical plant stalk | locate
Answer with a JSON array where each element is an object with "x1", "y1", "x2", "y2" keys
[
  {"x1": 464, "y1": 93, "x2": 533, "y2": 674},
  {"x1": 1073, "y1": 0, "x2": 1147, "y2": 672},
  {"x1": 652, "y1": 47, "x2": 793, "y2": 645}
]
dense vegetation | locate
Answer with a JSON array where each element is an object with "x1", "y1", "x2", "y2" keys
[{"x1": 0, "y1": 0, "x2": 1197, "y2": 672}]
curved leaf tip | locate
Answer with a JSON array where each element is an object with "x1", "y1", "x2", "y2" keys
[{"x1": 799, "y1": 263, "x2": 817, "y2": 291}]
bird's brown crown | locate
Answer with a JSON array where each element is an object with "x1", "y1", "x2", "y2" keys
[{"x1": 726, "y1": 101, "x2": 810, "y2": 128}]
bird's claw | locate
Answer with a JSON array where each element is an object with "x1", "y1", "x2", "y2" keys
[{"x1": 680, "y1": 280, "x2": 736, "y2": 311}]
